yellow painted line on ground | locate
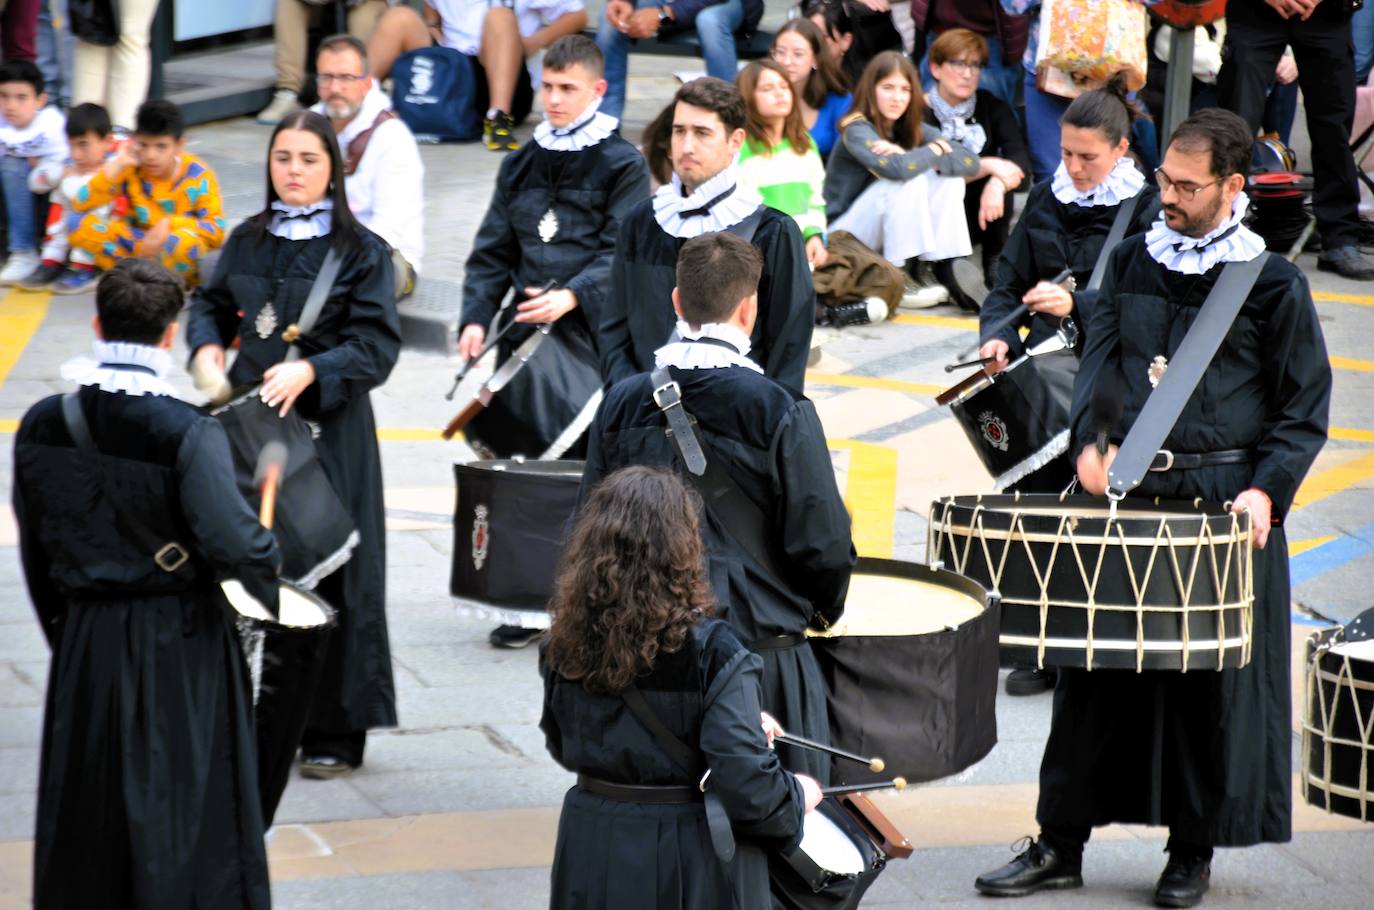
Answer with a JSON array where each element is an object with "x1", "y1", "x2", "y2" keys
[
  {"x1": 1314, "y1": 290, "x2": 1374, "y2": 307},
  {"x1": 830, "y1": 438, "x2": 897, "y2": 558},
  {"x1": 806, "y1": 370, "x2": 943, "y2": 397},
  {"x1": 1331, "y1": 355, "x2": 1374, "y2": 374},
  {"x1": 0, "y1": 418, "x2": 16, "y2": 434},
  {"x1": 1291, "y1": 450, "x2": 1374, "y2": 511},
  {"x1": 1290, "y1": 535, "x2": 1340, "y2": 557},
  {"x1": 0, "y1": 289, "x2": 50, "y2": 389},
  {"x1": 1330, "y1": 426, "x2": 1374, "y2": 444},
  {"x1": 376, "y1": 427, "x2": 446, "y2": 442},
  {"x1": 889, "y1": 312, "x2": 980, "y2": 331}
]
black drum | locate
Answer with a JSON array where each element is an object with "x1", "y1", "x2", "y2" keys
[
  {"x1": 808, "y1": 558, "x2": 1000, "y2": 787},
  {"x1": 1302, "y1": 627, "x2": 1374, "y2": 823},
  {"x1": 928, "y1": 495, "x2": 1254, "y2": 672},
  {"x1": 450, "y1": 459, "x2": 583, "y2": 627},
  {"x1": 770, "y1": 797, "x2": 888, "y2": 909}
]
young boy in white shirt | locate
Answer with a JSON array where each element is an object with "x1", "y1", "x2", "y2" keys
[
  {"x1": 0, "y1": 61, "x2": 67, "y2": 285},
  {"x1": 24, "y1": 103, "x2": 116, "y2": 292}
]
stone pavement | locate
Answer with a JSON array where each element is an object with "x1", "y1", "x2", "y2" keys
[{"x1": 1, "y1": 29, "x2": 1373, "y2": 910}]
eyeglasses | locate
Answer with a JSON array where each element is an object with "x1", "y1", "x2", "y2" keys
[
  {"x1": 1154, "y1": 167, "x2": 1221, "y2": 201},
  {"x1": 941, "y1": 60, "x2": 983, "y2": 75},
  {"x1": 318, "y1": 72, "x2": 365, "y2": 86},
  {"x1": 771, "y1": 47, "x2": 812, "y2": 65}
]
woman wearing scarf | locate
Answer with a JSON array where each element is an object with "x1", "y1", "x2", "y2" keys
[{"x1": 186, "y1": 110, "x2": 401, "y2": 778}]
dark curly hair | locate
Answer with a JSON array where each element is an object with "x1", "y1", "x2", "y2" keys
[{"x1": 545, "y1": 466, "x2": 717, "y2": 693}]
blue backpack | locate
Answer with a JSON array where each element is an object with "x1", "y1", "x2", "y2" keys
[{"x1": 391, "y1": 46, "x2": 481, "y2": 143}]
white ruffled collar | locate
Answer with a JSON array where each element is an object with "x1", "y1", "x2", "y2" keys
[
  {"x1": 269, "y1": 198, "x2": 334, "y2": 240},
  {"x1": 1144, "y1": 192, "x2": 1267, "y2": 275},
  {"x1": 653, "y1": 166, "x2": 762, "y2": 239},
  {"x1": 533, "y1": 96, "x2": 618, "y2": 152},
  {"x1": 1052, "y1": 156, "x2": 1145, "y2": 207},
  {"x1": 654, "y1": 321, "x2": 763, "y2": 373},
  {"x1": 61, "y1": 340, "x2": 179, "y2": 397}
]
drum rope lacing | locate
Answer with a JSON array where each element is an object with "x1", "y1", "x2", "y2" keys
[{"x1": 1302, "y1": 642, "x2": 1374, "y2": 821}]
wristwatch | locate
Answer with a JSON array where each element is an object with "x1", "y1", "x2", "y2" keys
[{"x1": 658, "y1": 5, "x2": 674, "y2": 26}]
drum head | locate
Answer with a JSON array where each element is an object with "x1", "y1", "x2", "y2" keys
[
  {"x1": 799, "y1": 809, "x2": 867, "y2": 876},
  {"x1": 221, "y1": 579, "x2": 334, "y2": 629}
]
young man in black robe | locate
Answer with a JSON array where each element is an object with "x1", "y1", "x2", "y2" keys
[
  {"x1": 597, "y1": 77, "x2": 815, "y2": 394},
  {"x1": 581, "y1": 232, "x2": 856, "y2": 782},
  {"x1": 14, "y1": 259, "x2": 281, "y2": 909},
  {"x1": 458, "y1": 34, "x2": 650, "y2": 649},
  {"x1": 975, "y1": 109, "x2": 1332, "y2": 909}
]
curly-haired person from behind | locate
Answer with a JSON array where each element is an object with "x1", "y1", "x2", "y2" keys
[{"x1": 540, "y1": 466, "x2": 822, "y2": 909}]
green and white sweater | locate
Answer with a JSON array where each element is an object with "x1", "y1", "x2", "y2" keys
[{"x1": 736, "y1": 138, "x2": 827, "y2": 241}]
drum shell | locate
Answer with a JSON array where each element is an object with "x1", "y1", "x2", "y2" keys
[
  {"x1": 811, "y1": 559, "x2": 1000, "y2": 786},
  {"x1": 929, "y1": 495, "x2": 1253, "y2": 672},
  {"x1": 1303, "y1": 629, "x2": 1374, "y2": 823},
  {"x1": 451, "y1": 460, "x2": 583, "y2": 610},
  {"x1": 948, "y1": 355, "x2": 1070, "y2": 488},
  {"x1": 768, "y1": 798, "x2": 886, "y2": 910}
]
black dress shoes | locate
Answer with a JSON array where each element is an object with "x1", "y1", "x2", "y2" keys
[
  {"x1": 1317, "y1": 245, "x2": 1374, "y2": 281},
  {"x1": 975, "y1": 837, "x2": 1084, "y2": 897},
  {"x1": 1154, "y1": 855, "x2": 1211, "y2": 908}
]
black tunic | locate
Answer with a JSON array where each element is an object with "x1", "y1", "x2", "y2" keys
[
  {"x1": 187, "y1": 226, "x2": 402, "y2": 734},
  {"x1": 14, "y1": 387, "x2": 280, "y2": 909},
  {"x1": 1040, "y1": 238, "x2": 1332, "y2": 846},
  {"x1": 460, "y1": 132, "x2": 651, "y2": 353},
  {"x1": 581, "y1": 365, "x2": 856, "y2": 780},
  {"x1": 541, "y1": 618, "x2": 805, "y2": 909},
  {"x1": 597, "y1": 204, "x2": 816, "y2": 394}
]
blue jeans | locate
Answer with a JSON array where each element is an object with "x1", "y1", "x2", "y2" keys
[
  {"x1": 1355, "y1": 0, "x2": 1374, "y2": 87},
  {"x1": 1, "y1": 155, "x2": 37, "y2": 254},
  {"x1": 597, "y1": 0, "x2": 744, "y2": 120},
  {"x1": 37, "y1": 0, "x2": 73, "y2": 108},
  {"x1": 919, "y1": 36, "x2": 1020, "y2": 112}
]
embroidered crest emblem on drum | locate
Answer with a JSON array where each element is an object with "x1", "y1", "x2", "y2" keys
[
  {"x1": 977, "y1": 411, "x2": 1010, "y2": 452},
  {"x1": 471, "y1": 504, "x2": 490, "y2": 571}
]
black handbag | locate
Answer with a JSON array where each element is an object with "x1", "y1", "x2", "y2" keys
[{"x1": 70, "y1": 0, "x2": 120, "y2": 46}]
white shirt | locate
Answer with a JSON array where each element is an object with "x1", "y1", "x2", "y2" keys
[
  {"x1": 427, "y1": 0, "x2": 585, "y2": 86},
  {"x1": 312, "y1": 83, "x2": 426, "y2": 272},
  {"x1": 0, "y1": 105, "x2": 67, "y2": 166}
]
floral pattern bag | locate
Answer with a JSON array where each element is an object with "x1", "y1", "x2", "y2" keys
[{"x1": 1036, "y1": 0, "x2": 1149, "y2": 98}]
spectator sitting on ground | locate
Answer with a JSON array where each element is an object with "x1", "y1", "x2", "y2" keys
[
  {"x1": 257, "y1": 0, "x2": 389, "y2": 125},
  {"x1": 309, "y1": 33, "x2": 425, "y2": 296},
  {"x1": 0, "y1": 61, "x2": 67, "y2": 286},
  {"x1": 801, "y1": 0, "x2": 861, "y2": 86},
  {"x1": 597, "y1": 0, "x2": 764, "y2": 122},
  {"x1": 23, "y1": 103, "x2": 116, "y2": 294},
  {"x1": 368, "y1": 0, "x2": 587, "y2": 152},
  {"x1": 68, "y1": 99, "x2": 225, "y2": 290},
  {"x1": 771, "y1": 19, "x2": 851, "y2": 159},
  {"x1": 824, "y1": 51, "x2": 979, "y2": 303},
  {"x1": 923, "y1": 28, "x2": 1029, "y2": 299},
  {"x1": 735, "y1": 60, "x2": 828, "y2": 269}
]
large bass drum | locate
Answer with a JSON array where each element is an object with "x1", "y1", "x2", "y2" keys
[
  {"x1": 808, "y1": 557, "x2": 1000, "y2": 787},
  {"x1": 1302, "y1": 621, "x2": 1374, "y2": 823},
  {"x1": 928, "y1": 494, "x2": 1254, "y2": 672},
  {"x1": 450, "y1": 459, "x2": 583, "y2": 628}
]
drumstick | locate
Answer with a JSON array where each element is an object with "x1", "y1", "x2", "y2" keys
[
  {"x1": 944, "y1": 356, "x2": 997, "y2": 374},
  {"x1": 254, "y1": 441, "x2": 288, "y2": 531},
  {"x1": 821, "y1": 777, "x2": 907, "y2": 797},
  {"x1": 960, "y1": 268, "x2": 1075, "y2": 360},
  {"x1": 444, "y1": 280, "x2": 557, "y2": 400},
  {"x1": 775, "y1": 733, "x2": 886, "y2": 774}
]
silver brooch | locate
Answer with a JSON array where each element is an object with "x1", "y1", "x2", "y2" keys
[
  {"x1": 1148, "y1": 355, "x2": 1168, "y2": 389},
  {"x1": 255, "y1": 302, "x2": 278, "y2": 340},
  {"x1": 538, "y1": 208, "x2": 559, "y2": 243}
]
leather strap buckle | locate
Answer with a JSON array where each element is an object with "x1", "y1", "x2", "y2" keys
[
  {"x1": 1149, "y1": 449, "x2": 1175, "y2": 473},
  {"x1": 652, "y1": 378, "x2": 682, "y2": 410},
  {"x1": 154, "y1": 542, "x2": 190, "y2": 573}
]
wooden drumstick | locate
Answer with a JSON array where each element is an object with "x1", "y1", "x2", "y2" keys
[
  {"x1": 254, "y1": 441, "x2": 288, "y2": 531},
  {"x1": 821, "y1": 777, "x2": 907, "y2": 797},
  {"x1": 775, "y1": 733, "x2": 886, "y2": 774}
]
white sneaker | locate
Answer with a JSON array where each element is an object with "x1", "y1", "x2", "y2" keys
[
  {"x1": 257, "y1": 90, "x2": 300, "y2": 125},
  {"x1": 0, "y1": 251, "x2": 41, "y2": 286},
  {"x1": 900, "y1": 260, "x2": 951, "y2": 309}
]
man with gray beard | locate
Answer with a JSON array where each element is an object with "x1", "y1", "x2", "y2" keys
[{"x1": 310, "y1": 34, "x2": 426, "y2": 295}]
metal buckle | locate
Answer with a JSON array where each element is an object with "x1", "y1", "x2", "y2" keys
[
  {"x1": 698, "y1": 769, "x2": 712, "y2": 793},
  {"x1": 652, "y1": 379, "x2": 681, "y2": 410},
  {"x1": 1150, "y1": 449, "x2": 1175, "y2": 473},
  {"x1": 154, "y1": 542, "x2": 190, "y2": 573}
]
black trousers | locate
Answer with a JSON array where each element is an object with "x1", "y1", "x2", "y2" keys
[{"x1": 1216, "y1": 2, "x2": 1361, "y2": 249}]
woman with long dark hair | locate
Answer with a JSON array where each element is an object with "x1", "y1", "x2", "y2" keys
[
  {"x1": 542, "y1": 466, "x2": 821, "y2": 909},
  {"x1": 185, "y1": 110, "x2": 401, "y2": 777},
  {"x1": 770, "y1": 18, "x2": 851, "y2": 158}
]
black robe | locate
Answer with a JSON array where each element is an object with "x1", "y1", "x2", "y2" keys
[
  {"x1": 187, "y1": 226, "x2": 402, "y2": 735},
  {"x1": 1041, "y1": 238, "x2": 1332, "y2": 846},
  {"x1": 597, "y1": 203, "x2": 816, "y2": 395},
  {"x1": 581, "y1": 364, "x2": 856, "y2": 781},
  {"x1": 14, "y1": 386, "x2": 281, "y2": 909},
  {"x1": 541, "y1": 618, "x2": 805, "y2": 910}
]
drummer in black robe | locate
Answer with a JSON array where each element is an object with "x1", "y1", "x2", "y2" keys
[
  {"x1": 541, "y1": 466, "x2": 819, "y2": 909},
  {"x1": 15, "y1": 260, "x2": 280, "y2": 909},
  {"x1": 458, "y1": 35, "x2": 650, "y2": 649},
  {"x1": 597, "y1": 77, "x2": 815, "y2": 394},
  {"x1": 976, "y1": 79, "x2": 1159, "y2": 697},
  {"x1": 187, "y1": 111, "x2": 401, "y2": 778},
  {"x1": 581, "y1": 232, "x2": 856, "y2": 783},
  {"x1": 975, "y1": 109, "x2": 1331, "y2": 909}
]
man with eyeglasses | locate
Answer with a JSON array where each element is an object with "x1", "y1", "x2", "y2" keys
[
  {"x1": 309, "y1": 33, "x2": 425, "y2": 296},
  {"x1": 976, "y1": 108, "x2": 1331, "y2": 910},
  {"x1": 258, "y1": 0, "x2": 389, "y2": 125}
]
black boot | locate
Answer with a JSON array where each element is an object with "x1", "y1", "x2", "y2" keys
[
  {"x1": 1154, "y1": 851, "x2": 1211, "y2": 908},
  {"x1": 1005, "y1": 667, "x2": 1056, "y2": 696},
  {"x1": 975, "y1": 836, "x2": 1084, "y2": 897}
]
